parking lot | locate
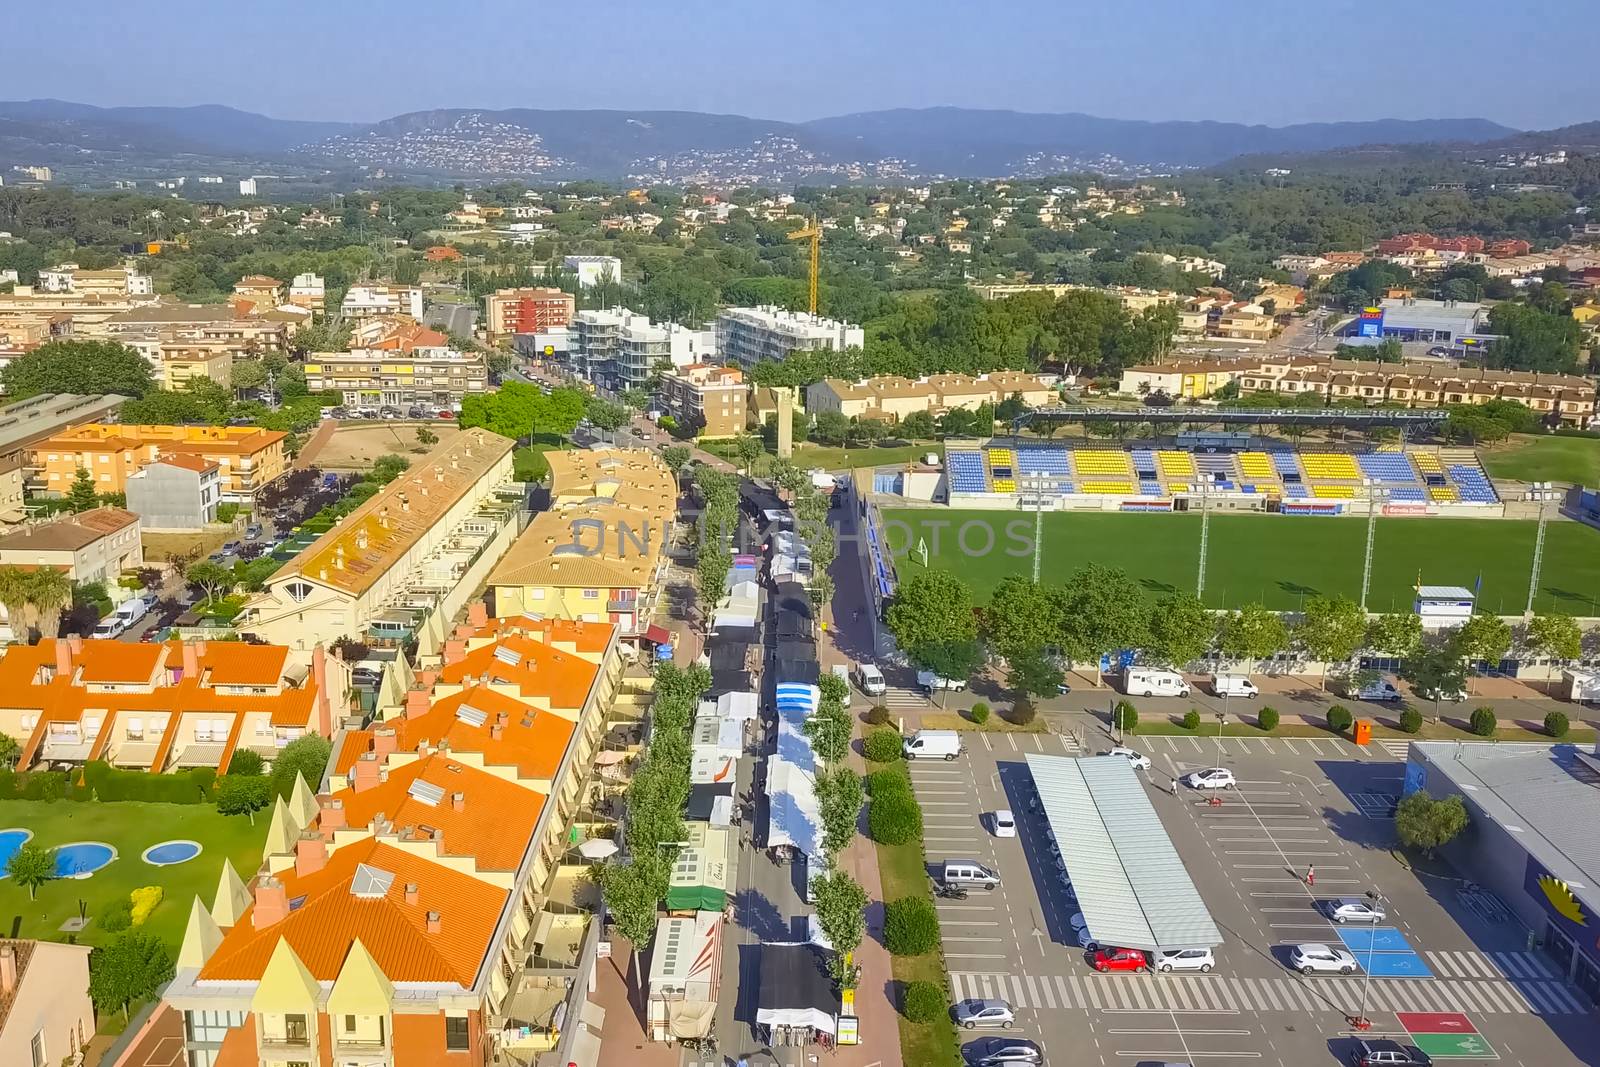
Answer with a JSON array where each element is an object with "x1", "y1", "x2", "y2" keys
[{"x1": 907, "y1": 727, "x2": 1598, "y2": 1066}]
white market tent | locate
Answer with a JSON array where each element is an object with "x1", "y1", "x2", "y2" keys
[
  {"x1": 717, "y1": 691, "x2": 759, "y2": 722},
  {"x1": 1025, "y1": 753, "x2": 1222, "y2": 953},
  {"x1": 646, "y1": 912, "x2": 722, "y2": 1041}
]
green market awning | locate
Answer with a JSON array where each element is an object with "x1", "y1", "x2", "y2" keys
[
  {"x1": 666, "y1": 824, "x2": 734, "y2": 913},
  {"x1": 665, "y1": 884, "x2": 727, "y2": 912}
]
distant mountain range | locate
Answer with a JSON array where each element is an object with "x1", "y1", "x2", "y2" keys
[{"x1": 0, "y1": 98, "x2": 1537, "y2": 184}]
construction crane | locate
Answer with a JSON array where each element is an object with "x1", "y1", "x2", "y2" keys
[{"x1": 787, "y1": 217, "x2": 822, "y2": 316}]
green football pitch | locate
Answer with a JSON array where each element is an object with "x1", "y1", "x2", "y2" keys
[{"x1": 879, "y1": 508, "x2": 1600, "y2": 614}]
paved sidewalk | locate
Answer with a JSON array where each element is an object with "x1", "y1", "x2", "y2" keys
[{"x1": 592, "y1": 941, "x2": 681, "y2": 1067}]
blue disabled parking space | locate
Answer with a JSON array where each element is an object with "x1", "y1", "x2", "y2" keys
[{"x1": 1336, "y1": 926, "x2": 1434, "y2": 978}]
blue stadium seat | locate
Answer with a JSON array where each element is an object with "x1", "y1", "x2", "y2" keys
[
  {"x1": 1271, "y1": 452, "x2": 1303, "y2": 480},
  {"x1": 1387, "y1": 487, "x2": 1427, "y2": 502},
  {"x1": 1015, "y1": 447, "x2": 1070, "y2": 474},
  {"x1": 947, "y1": 451, "x2": 988, "y2": 493},
  {"x1": 1448, "y1": 465, "x2": 1499, "y2": 504},
  {"x1": 1357, "y1": 453, "x2": 1420, "y2": 484},
  {"x1": 1139, "y1": 479, "x2": 1162, "y2": 495},
  {"x1": 1284, "y1": 484, "x2": 1309, "y2": 499}
]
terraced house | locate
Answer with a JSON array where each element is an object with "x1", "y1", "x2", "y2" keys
[
  {"x1": 0, "y1": 638, "x2": 344, "y2": 774},
  {"x1": 487, "y1": 449, "x2": 674, "y2": 643},
  {"x1": 239, "y1": 431, "x2": 519, "y2": 650},
  {"x1": 163, "y1": 612, "x2": 625, "y2": 1067},
  {"x1": 31, "y1": 423, "x2": 288, "y2": 503}
]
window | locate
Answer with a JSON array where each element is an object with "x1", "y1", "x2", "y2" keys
[
  {"x1": 343, "y1": 1015, "x2": 357, "y2": 1032},
  {"x1": 444, "y1": 1015, "x2": 469, "y2": 1051},
  {"x1": 582, "y1": 589, "x2": 599, "y2": 599},
  {"x1": 285, "y1": 581, "x2": 313, "y2": 604},
  {"x1": 30, "y1": 1030, "x2": 44, "y2": 1067},
  {"x1": 284, "y1": 1014, "x2": 309, "y2": 1044}
]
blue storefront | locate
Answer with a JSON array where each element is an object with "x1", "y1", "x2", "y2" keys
[{"x1": 1522, "y1": 855, "x2": 1600, "y2": 1001}]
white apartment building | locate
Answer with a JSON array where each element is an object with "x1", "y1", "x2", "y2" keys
[
  {"x1": 563, "y1": 255, "x2": 623, "y2": 290},
  {"x1": 37, "y1": 264, "x2": 152, "y2": 298},
  {"x1": 238, "y1": 178, "x2": 257, "y2": 196},
  {"x1": 716, "y1": 306, "x2": 864, "y2": 368},
  {"x1": 340, "y1": 285, "x2": 424, "y2": 323},
  {"x1": 287, "y1": 272, "x2": 325, "y2": 312},
  {"x1": 570, "y1": 307, "x2": 712, "y2": 389}
]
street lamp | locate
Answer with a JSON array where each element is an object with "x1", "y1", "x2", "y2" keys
[
  {"x1": 1019, "y1": 471, "x2": 1051, "y2": 584},
  {"x1": 1359, "y1": 480, "x2": 1390, "y2": 613},
  {"x1": 1351, "y1": 888, "x2": 1385, "y2": 1030},
  {"x1": 1196, "y1": 476, "x2": 1212, "y2": 601},
  {"x1": 1214, "y1": 707, "x2": 1226, "y2": 769},
  {"x1": 1524, "y1": 483, "x2": 1561, "y2": 620}
]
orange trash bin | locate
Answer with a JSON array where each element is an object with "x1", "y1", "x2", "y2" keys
[{"x1": 1353, "y1": 719, "x2": 1372, "y2": 746}]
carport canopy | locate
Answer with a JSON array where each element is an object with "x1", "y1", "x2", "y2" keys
[{"x1": 1026, "y1": 753, "x2": 1222, "y2": 953}]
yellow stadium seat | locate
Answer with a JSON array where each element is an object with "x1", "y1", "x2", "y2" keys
[
  {"x1": 1429, "y1": 486, "x2": 1458, "y2": 502},
  {"x1": 1312, "y1": 485, "x2": 1355, "y2": 499},
  {"x1": 1238, "y1": 452, "x2": 1276, "y2": 479},
  {"x1": 1156, "y1": 451, "x2": 1195, "y2": 476}
]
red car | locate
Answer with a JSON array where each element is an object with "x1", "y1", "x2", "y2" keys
[{"x1": 1092, "y1": 947, "x2": 1149, "y2": 973}]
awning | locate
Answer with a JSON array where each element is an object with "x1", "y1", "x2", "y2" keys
[
  {"x1": 766, "y1": 760, "x2": 819, "y2": 854},
  {"x1": 756, "y1": 943, "x2": 836, "y2": 1036},
  {"x1": 644, "y1": 624, "x2": 673, "y2": 644},
  {"x1": 665, "y1": 825, "x2": 733, "y2": 911},
  {"x1": 717, "y1": 691, "x2": 759, "y2": 722},
  {"x1": 1026, "y1": 754, "x2": 1222, "y2": 952}
]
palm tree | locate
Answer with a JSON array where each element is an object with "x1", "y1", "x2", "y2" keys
[
  {"x1": 0, "y1": 566, "x2": 30, "y2": 641},
  {"x1": 27, "y1": 570, "x2": 72, "y2": 642}
]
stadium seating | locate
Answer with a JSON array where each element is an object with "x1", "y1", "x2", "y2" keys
[
  {"x1": 947, "y1": 450, "x2": 989, "y2": 493},
  {"x1": 1301, "y1": 452, "x2": 1361, "y2": 481},
  {"x1": 1413, "y1": 452, "x2": 1444, "y2": 475},
  {"x1": 1157, "y1": 451, "x2": 1196, "y2": 477},
  {"x1": 1429, "y1": 486, "x2": 1459, "y2": 502},
  {"x1": 987, "y1": 446, "x2": 1016, "y2": 492},
  {"x1": 1387, "y1": 487, "x2": 1427, "y2": 502},
  {"x1": 1081, "y1": 480, "x2": 1135, "y2": 494},
  {"x1": 1357, "y1": 452, "x2": 1421, "y2": 484},
  {"x1": 1271, "y1": 452, "x2": 1304, "y2": 481},
  {"x1": 1284, "y1": 484, "x2": 1309, "y2": 499},
  {"x1": 1071, "y1": 450, "x2": 1134, "y2": 477},
  {"x1": 1015, "y1": 447, "x2": 1070, "y2": 475},
  {"x1": 1238, "y1": 452, "x2": 1276, "y2": 481},
  {"x1": 1194, "y1": 454, "x2": 1236, "y2": 491},
  {"x1": 1312, "y1": 485, "x2": 1356, "y2": 499},
  {"x1": 1448, "y1": 464, "x2": 1499, "y2": 504}
]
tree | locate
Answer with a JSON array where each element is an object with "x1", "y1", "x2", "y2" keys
[
  {"x1": 815, "y1": 767, "x2": 864, "y2": 859},
  {"x1": 1, "y1": 339, "x2": 155, "y2": 400},
  {"x1": 886, "y1": 571, "x2": 977, "y2": 659},
  {"x1": 803, "y1": 699, "x2": 853, "y2": 767},
  {"x1": 89, "y1": 932, "x2": 175, "y2": 1021},
  {"x1": 185, "y1": 560, "x2": 234, "y2": 607},
  {"x1": 1454, "y1": 614, "x2": 1512, "y2": 694},
  {"x1": 883, "y1": 896, "x2": 941, "y2": 955},
  {"x1": 695, "y1": 547, "x2": 731, "y2": 624},
  {"x1": 1006, "y1": 646, "x2": 1064, "y2": 706},
  {"x1": 227, "y1": 749, "x2": 265, "y2": 777},
  {"x1": 1407, "y1": 640, "x2": 1468, "y2": 718},
  {"x1": 0, "y1": 732, "x2": 18, "y2": 768},
  {"x1": 67, "y1": 467, "x2": 100, "y2": 512},
  {"x1": 1218, "y1": 602, "x2": 1289, "y2": 674},
  {"x1": 1297, "y1": 594, "x2": 1368, "y2": 690},
  {"x1": 584, "y1": 397, "x2": 629, "y2": 441},
  {"x1": 1525, "y1": 613, "x2": 1582, "y2": 663},
  {"x1": 596, "y1": 854, "x2": 668, "y2": 950},
  {"x1": 899, "y1": 410, "x2": 936, "y2": 439},
  {"x1": 868, "y1": 790, "x2": 922, "y2": 844},
  {"x1": 27, "y1": 569, "x2": 71, "y2": 642},
  {"x1": 982, "y1": 576, "x2": 1063, "y2": 662},
  {"x1": 811, "y1": 869, "x2": 868, "y2": 987},
  {"x1": 916, "y1": 638, "x2": 985, "y2": 696},
  {"x1": 731, "y1": 433, "x2": 765, "y2": 474},
  {"x1": 1145, "y1": 593, "x2": 1215, "y2": 669},
  {"x1": 416, "y1": 427, "x2": 439, "y2": 447},
  {"x1": 0, "y1": 567, "x2": 29, "y2": 642},
  {"x1": 661, "y1": 445, "x2": 690, "y2": 475},
  {"x1": 229, "y1": 360, "x2": 269, "y2": 396},
  {"x1": 808, "y1": 572, "x2": 835, "y2": 611},
  {"x1": 215, "y1": 775, "x2": 271, "y2": 824},
  {"x1": 1394, "y1": 792, "x2": 1470, "y2": 858},
  {"x1": 7, "y1": 842, "x2": 53, "y2": 901},
  {"x1": 621, "y1": 388, "x2": 651, "y2": 412},
  {"x1": 369, "y1": 453, "x2": 411, "y2": 484},
  {"x1": 1366, "y1": 612, "x2": 1423, "y2": 660},
  {"x1": 270, "y1": 736, "x2": 333, "y2": 799},
  {"x1": 1056, "y1": 564, "x2": 1150, "y2": 684}
]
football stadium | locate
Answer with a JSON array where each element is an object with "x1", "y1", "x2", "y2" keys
[{"x1": 861, "y1": 408, "x2": 1600, "y2": 614}]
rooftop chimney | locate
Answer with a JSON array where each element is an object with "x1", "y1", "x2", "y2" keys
[
  {"x1": 442, "y1": 639, "x2": 467, "y2": 665},
  {"x1": 295, "y1": 831, "x2": 327, "y2": 878},
  {"x1": 320, "y1": 797, "x2": 346, "y2": 831},
  {"x1": 353, "y1": 752, "x2": 381, "y2": 793},
  {"x1": 467, "y1": 602, "x2": 488, "y2": 628},
  {"x1": 450, "y1": 791, "x2": 464, "y2": 812},
  {"x1": 67, "y1": 634, "x2": 83, "y2": 655},
  {"x1": 404, "y1": 882, "x2": 419, "y2": 907},
  {"x1": 426, "y1": 910, "x2": 442, "y2": 935},
  {"x1": 252, "y1": 876, "x2": 289, "y2": 930},
  {"x1": 54, "y1": 638, "x2": 72, "y2": 678},
  {"x1": 405, "y1": 688, "x2": 431, "y2": 719},
  {"x1": 373, "y1": 727, "x2": 398, "y2": 757},
  {"x1": 0, "y1": 945, "x2": 15, "y2": 996},
  {"x1": 489, "y1": 723, "x2": 504, "y2": 741}
]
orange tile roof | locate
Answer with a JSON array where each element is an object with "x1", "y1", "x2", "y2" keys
[
  {"x1": 154, "y1": 454, "x2": 219, "y2": 474},
  {"x1": 469, "y1": 614, "x2": 614, "y2": 655},
  {"x1": 330, "y1": 754, "x2": 546, "y2": 871},
  {"x1": 438, "y1": 633, "x2": 599, "y2": 709},
  {"x1": 336, "y1": 684, "x2": 573, "y2": 782},
  {"x1": 39, "y1": 423, "x2": 286, "y2": 457},
  {"x1": 74, "y1": 642, "x2": 164, "y2": 685},
  {"x1": 196, "y1": 643, "x2": 289, "y2": 687},
  {"x1": 199, "y1": 839, "x2": 506, "y2": 986}
]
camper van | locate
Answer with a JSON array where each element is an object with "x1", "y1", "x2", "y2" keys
[
  {"x1": 1124, "y1": 667, "x2": 1191, "y2": 698},
  {"x1": 903, "y1": 730, "x2": 963, "y2": 761},
  {"x1": 830, "y1": 663, "x2": 852, "y2": 707}
]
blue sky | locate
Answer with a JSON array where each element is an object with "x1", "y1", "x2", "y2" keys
[{"x1": 5, "y1": 0, "x2": 1594, "y2": 129}]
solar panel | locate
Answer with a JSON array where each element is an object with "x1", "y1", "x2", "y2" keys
[
  {"x1": 350, "y1": 863, "x2": 396, "y2": 899},
  {"x1": 456, "y1": 703, "x2": 488, "y2": 727},
  {"x1": 493, "y1": 646, "x2": 522, "y2": 666},
  {"x1": 407, "y1": 779, "x2": 446, "y2": 806}
]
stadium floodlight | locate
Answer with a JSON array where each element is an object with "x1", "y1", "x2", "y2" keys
[
  {"x1": 1359, "y1": 480, "x2": 1390, "y2": 613},
  {"x1": 1524, "y1": 482, "x2": 1562, "y2": 619}
]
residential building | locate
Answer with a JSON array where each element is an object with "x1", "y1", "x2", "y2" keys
[
  {"x1": 156, "y1": 341, "x2": 233, "y2": 392},
  {"x1": 0, "y1": 393, "x2": 126, "y2": 525},
  {"x1": 485, "y1": 287, "x2": 575, "y2": 341},
  {"x1": 92, "y1": 302, "x2": 291, "y2": 351},
  {"x1": 125, "y1": 456, "x2": 222, "y2": 532},
  {"x1": 658, "y1": 363, "x2": 747, "y2": 437},
  {"x1": 1487, "y1": 238, "x2": 1534, "y2": 258},
  {"x1": 13, "y1": 166, "x2": 51, "y2": 182},
  {"x1": 238, "y1": 178, "x2": 257, "y2": 196},
  {"x1": 32, "y1": 424, "x2": 288, "y2": 502},
  {"x1": 562, "y1": 254, "x2": 623, "y2": 290},
  {"x1": 1322, "y1": 251, "x2": 1367, "y2": 269},
  {"x1": 715, "y1": 306, "x2": 863, "y2": 368},
  {"x1": 36, "y1": 263, "x2": 152, "y2": 297},
  {"x1": 0, "y1": 289, "x2": 146, "y2": 330},
  {"x1": 0, "y1": 638, "x2": 344, "y2": 773},
  {"x1": 1254, "y1": 283, "x2": 1305, "y2": 311},
  {"x1": 304, "y1": 346, "x2": 488, "y2": 409},
  {"x1": 163, "y1": 610, "x2": 624, "y2": 1067},
  {"x1": 239, "y1": 431, "x2": 520, "y2": 649},
  {"x1": 1117, "y1": 361, "x2": 1242, "y2": 399},
  {"x1": 287, "y1": 272, "x2": 325, "y2": 312},
  {"x1": 341, "y1": 285, "x2": 425, "y2": 323},
  {"x1": 488, "y1": 449, "x2": 674, "y2": 641},
  {"x1": 233, "y1": 275, "x2": 283, "y2": 308},
  {"x1": 0, "y1": 939, "x2": 95, "y2": 1067},
  {"x1": 1212, "y1": 310, "x2": 1276, "y2": 342},
  {"x1": 569, "y1": 307, "x2": 710, "y2": 388},
  {"x1": 0, "y1": 507, "x2": 142, "y2": 607},
  {"x1": 1377, "y1": 233, "x2": 1485, "y2": 255},
  {"x1": 806, "y1": 371, "x2": 1054, "y2": 421}
]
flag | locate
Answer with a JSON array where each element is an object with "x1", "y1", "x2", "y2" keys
[
  {"x1": 1474, "y1": 573, "x2": 1483, "y2": 595},
  {"x1": 1414, "y1": 570, "x2": 1421, "y2": 592},
  {"x1": 916, "y1": 537, "x2": 929, "y2": 567}
]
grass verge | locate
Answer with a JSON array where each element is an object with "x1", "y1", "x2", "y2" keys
[
  {"x1": 920, "y1": 712, "x2": 1048, "y2": 733},
  {"x1": 865, "y1": 735, "x2": 961, "y2": 1067}
]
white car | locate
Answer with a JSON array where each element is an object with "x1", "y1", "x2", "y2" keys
[
  {"x1": 1069, "y1": 912, "x2": 1088, "y2": 932},
  {"x1": 992, "y1": 810, "x2": 1017, "y2": 838},
  {"x1": 1155, "y1": 947, "x2": 1215, "y2": 972},
  {"x1": 1290, "y1": 943, "x2": 1359, "y2": 975},
  {"x1": 1076, "y1": 926, "x2": 1098, "y2": 949},
  {"x1": 1183, "y1": 767, "x2": 1236, "y2": 790},
  {"x1": 1328, "y1": 897, "x2": 1387, "y2": 924},
  {"x1": 1108, "y1": 746, "x2": 1152, "y2": 770}
]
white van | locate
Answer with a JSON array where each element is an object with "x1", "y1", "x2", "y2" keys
[
  {"x1": 93, "y1": 598, "x2": 149, "y2": 639},
  {"x1": 830, "y1": 663, "x2": 852, "y2": 707},
  {"x1": 1125, "y1": 667, "x2": 1191, "y2": 698},
  {"x1": 940, "y1": 859, "x2": 1000, "y2": 890},
  {"x1": 1352, "y1": 677, "x2": 1403, "y2": 702},
  {"x1": 1212, "y1": 674, "x2": 1259, "y2": 698},
  {"x1": 856, "y1": 663, "x2": 886, "y2": 696},
  {"x1": 917, "y1": 670, "x2": 967, "y2": 694},
  {"x1": 903, "y1": 730, "x2": 963, "y2": 761}
]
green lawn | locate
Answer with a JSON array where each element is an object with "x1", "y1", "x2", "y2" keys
[
  {"x1": 882, "y1": 509, "x2": 1600, "y2": 614},
  {"x1": 0, "y1": 801, "x2": 266, "y2": 951},
  {"x1": 700, "y1": 439, "x2": 942, "y2": 474},
  {"x1": 1481, "y1": 434, "x2": 1600, "y2": 486}
]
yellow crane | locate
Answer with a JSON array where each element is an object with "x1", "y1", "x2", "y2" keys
[{"x1": 787, "y1": 217, "x2": 822, "y2": 315}]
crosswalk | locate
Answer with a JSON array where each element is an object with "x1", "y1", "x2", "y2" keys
[
  {"x1": 1427, "y1": 949, "x2": 1558, "y2": 980},
  {"x1": 1378, "y1": 739, "x2": 1413, "y2": 759},
  {"x1": 950, "y1": 963, "x2": 1589, "y2": 1016},
  {"x1": 880, "y1": 686, "x2": 930, "y2": 710}
]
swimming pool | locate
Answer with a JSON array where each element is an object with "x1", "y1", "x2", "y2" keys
[
  {"x1": 142, "y1": 840, "x2": 202, "y2": 867},
  {"x1": 53, "y1": 842, "x2": 116, "y2": 878},
  {"x1": 0, "y1": 829, "x2": 33, "y2": 877}
]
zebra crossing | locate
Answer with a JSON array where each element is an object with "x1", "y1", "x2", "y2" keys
[
  {"x1": 950, "y1": 964, "x2": 1589, "y2": 1016},
  {"x1": 1427, "y1": 949, "x2": 1558, "y2": 980},
  {"x1": 1378, "y1": 738, "x2": 1413, "y2": 759}
]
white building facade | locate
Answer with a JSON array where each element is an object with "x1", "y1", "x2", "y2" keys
[{"x1": 715, "y1": 306, "x2": 863, "y2": 368}]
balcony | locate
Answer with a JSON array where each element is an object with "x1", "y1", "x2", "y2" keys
[{"x1": 40, "y1": 734, "x2": 94, "y2": 763}]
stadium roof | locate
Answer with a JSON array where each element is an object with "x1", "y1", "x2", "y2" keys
[
  {"x1": 1026, "y1": 754, "x2": 1221, "y2": 952},
  {"x1": 1012, "y1": 407, "x2": 1448, "y2": 433}
]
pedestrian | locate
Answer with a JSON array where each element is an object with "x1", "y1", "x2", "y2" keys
[
  {"x1": 1170, "y1": 776, "x2": 1179, "y2": 795},
  {"x1": 1306, "y1": 864, "x2": 1316, "y2": 887}
]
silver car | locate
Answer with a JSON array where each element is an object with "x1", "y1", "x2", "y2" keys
[
  {"x1": 954, "y1": 998, "x2": 1016, "y2": 1029},
  {"x1": 1328, "y1": 897, "x2": 1387, "y2": 924}
]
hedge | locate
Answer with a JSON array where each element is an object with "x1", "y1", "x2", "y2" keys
[
  {"x1": 884, "y1": 896, "x2": 942, "y2": 956},
  {"x1": 1470, "y1": 706, "x2": 1497, "y2": 737},
  {"x1": 1257, "y1": 706, "x2": 1280, "y2": 731},
  {"x1": 82, "y1": 762, "x2": 212, "y2": 804},
  {"x1": 863, "y1": 729, "x2": 904, "y2": 763},
  {"x1": 968, "y1": 703, "x2": 990, "y2": 725},
  {"x1": 864, "y1": 704, "x2": 892, "y2": 726},
  {"x1": 866, "y1": 768, "x2": 911, "y2": 799},
  {"x1": 903, "y1": 980, "x2": 947, "y2": 1023},
  {"x1": 1399, "y1": 708, "x2": 1424, "y2": 734},
  {"x1": 0, "y1": 771, "x2": 70, "y2": 801},
  {"x1": 1545, "y1": 711, "x2": 1570, "y2": 738},
  {"x1": 868, "y1": 791, "x2": 923, "y2": 845},
  {"x1": 1326, "y1": 706, "x2": 1353, "y2": 734}
]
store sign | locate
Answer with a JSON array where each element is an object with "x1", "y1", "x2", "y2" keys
[
  {"x1": 836, "y1": 1016, "x2": 859, "y2": 1045},
  {"x1": 1524, "y1": 856, "x2": 1592, "y2": 941}
]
